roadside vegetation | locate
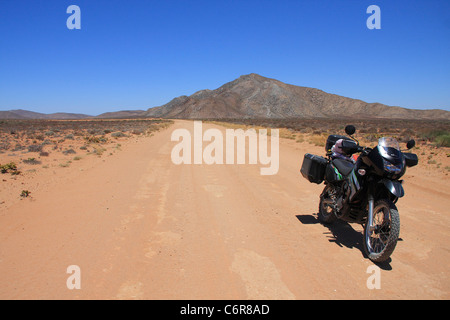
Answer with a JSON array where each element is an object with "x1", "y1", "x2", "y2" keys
[
  {"x1": 206, "y1": 118, "x2": 450, "y2": 173},
  {"x1": 0, "y1": 118, "x2": 173, "y2": 199}
]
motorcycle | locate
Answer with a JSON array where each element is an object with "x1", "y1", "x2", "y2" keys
[{"x1": 300, "y1": 125, "x2": 418, "y2": 262}]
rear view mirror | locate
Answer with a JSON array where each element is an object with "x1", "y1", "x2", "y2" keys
[
  {"x1": 406, "y1": 139, "x2": 416, "y2": 150},
  {"x1": 345, "y1": 125, "x2": 356, "y2": 136}
]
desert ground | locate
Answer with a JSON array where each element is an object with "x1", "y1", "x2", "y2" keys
[{"x1": 0, "y1": 119, "x2": 449, "y2": 299}]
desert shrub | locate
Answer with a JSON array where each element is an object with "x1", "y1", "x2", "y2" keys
[
  {"x1": 401, "y1": 128, "x2": 415, "y2": 136},
  {"x1": 23, "y1": 158, "x2": 41, "y2": 165},
  {"x1": 63, "y1": 149, "x2": 76, "y2": 155},
  {"x1": 298, "y1": 127, "x2": 311, "y2": 133},
  {"x1": 435, "y1": 134, "x2": 450, "y2": 148},
  {"x1": 92, "y1": 147, "x2": 106, "y2": 156},
  {"x1": 364, "y1": 134, "x2": 380, "y2": 143},
  {"x1": 65, "y1": 134, "x2": 74, "y2": 140},
  {"x1": 360, "y1": 127, "x2": 376, "y2": 134},
  {"x1": 13, "y1": 144, "x2": 25, "y2": 151},
  {"x1": 45, "y1": 131, "x2": 55, "y2": 136},
  {"x1": 419, "y1": 130, "x2": 448, "y2": 142},
  {"x1": 39, "y1": 151, "x2": 50, "y2": 157},
  {"x1": 20, "y1": 190, "x2": 31, "y2": 198},
  {"x1": 132, "y1": 129, "x2": 144, "y2": 135},
  {"x1": 0, "y1": 141, "x2": 10, "y2": 151},
  {"x1": 111, "y1": 132, "x2": 127, "y2": 138},
  {"x1": 88, "y1": 129, "x2": 105, "y2": 136},
  {"x1": 309, "y1": 135, "x2": 325, "y2": 147},
  {"x1": 27, "y1": 144, "x2": 43, "y2": 153},
  {"x1": 85, "y1": 136, "x2": 99, "y2": 143},
  {"x1": 84, "y1": 136, "x2": 108, "y2": 144},
  {"x1": 42, "y1": 139, "x2": 53, "y2": 145},
  {"x1": 417, "y1": 130, "x2": 450, "y2": 147},
  {"x1": 1, "y1": 162, "x2": 18, "y2": 174}
]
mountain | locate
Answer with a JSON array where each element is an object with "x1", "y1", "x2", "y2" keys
[
  {"x1": 145, "y1": 74, "x2": 450, "y2": 120},
  {"x1": 3, "y1": 74, "x2": 449, "y2": 120},
  {"x1": 0, "y1": 109, "x2": 91, "y2": 120}
]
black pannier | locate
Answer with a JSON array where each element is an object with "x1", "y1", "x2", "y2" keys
[
  {"x1": 325, "y1": 135, "x2": 353, "y2": 153},
  {"x1": 301, "y1": 153, "x2": 328, "y2": 184}
]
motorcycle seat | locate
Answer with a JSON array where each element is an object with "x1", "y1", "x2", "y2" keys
[{"x1": 332, "y1": 158, "x2": 354, "y2": 176}]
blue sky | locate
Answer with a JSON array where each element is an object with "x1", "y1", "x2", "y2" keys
[{"x1": 0, "y1": 0, "x2": 449, "y2": 115}]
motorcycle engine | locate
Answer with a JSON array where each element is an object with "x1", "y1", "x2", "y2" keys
[{"x1": 335, "y1": 181, "x2": 350, "y2": 213}]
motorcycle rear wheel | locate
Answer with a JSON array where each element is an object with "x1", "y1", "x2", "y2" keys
[{"x1": 363, "y1": 199, "x2": 400, "y2": 263}]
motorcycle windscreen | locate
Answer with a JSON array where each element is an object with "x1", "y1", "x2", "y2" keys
[{"x1": 377, "y1": 137, "x2": 403, "y2": 165}]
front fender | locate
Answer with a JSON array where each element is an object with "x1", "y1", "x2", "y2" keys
[{"x1": 381, "y1": 179, "x2": 404, "y2": 198}]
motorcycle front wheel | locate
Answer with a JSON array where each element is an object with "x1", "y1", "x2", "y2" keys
[
  {"x1": 363, "y1": 199, "x2": 400, "y2": 263},
  {"x1": 318, "y1": 185, "x2": 337, "y2": 224}
]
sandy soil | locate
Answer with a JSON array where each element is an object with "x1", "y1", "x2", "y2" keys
[{"x1": 0, "y1": 120, "x2": 449, "y2": 300}]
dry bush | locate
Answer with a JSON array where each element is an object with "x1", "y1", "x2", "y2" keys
[{"x1": 27, "y1": 144, "x2": 43, "y2": 153}]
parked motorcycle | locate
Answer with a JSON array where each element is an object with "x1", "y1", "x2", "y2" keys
[{"x1": 300, "y1": 125, "x2": 418, "y2": 262}]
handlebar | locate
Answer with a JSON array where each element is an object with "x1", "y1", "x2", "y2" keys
[{"x1": 358, "y1": 146, "x2": 371, "y2": 157}]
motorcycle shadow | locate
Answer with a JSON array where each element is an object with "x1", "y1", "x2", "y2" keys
[{"x1": 296, "y1": 213, "x2": 393, "y2": 270}]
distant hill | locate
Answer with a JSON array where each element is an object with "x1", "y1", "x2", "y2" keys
[
  {"x1": 2, "y1": 75, "x2": 449, "y2": 121},
  {"x1": 0, "y1": 111, "x2": 28, "y2": 119},
  {"x1": 0, "y1": 109, "x2": 91, "y2": 120},
  {"x1": 95, "y1": 110, "x2": 147, "y2": 119},
  {"x1": 0, "y1": 109, "x2": 149, "y2": 120},
  {"x1": 145, "y1": 74, "x2": 450, "y2": 120}
]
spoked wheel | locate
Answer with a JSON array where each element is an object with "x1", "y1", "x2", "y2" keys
[
  {"x1": 363, "y1": 199, "x2": 400, "y2": 263},
  {"x1": 318, "y1": 185, "x2": 337, "y2": 224}
]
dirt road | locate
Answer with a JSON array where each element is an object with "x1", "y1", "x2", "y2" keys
[{"x1": 1, "y1": 120, "x2": 449, "y2": 299}]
